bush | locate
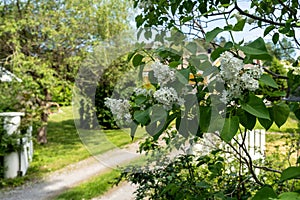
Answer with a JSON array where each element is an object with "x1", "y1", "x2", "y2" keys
[{"x1": 95, "y1": 56, "x2": 133, "y2": 129}]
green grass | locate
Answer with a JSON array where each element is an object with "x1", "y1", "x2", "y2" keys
[
  {"x1": 54, "y1": 155, "x2": 148, "y2": 200},
  {"x1": 27, "y1": 106, "x2": 145, "y2": 179},
  {"x1": 54, "y1": 111, "x2": 300, "y2": 200},
  {"x1": 55, "y1": 169, "x2": 121, "y2": 200},
  {"x1": 29, "y1": 107, "x2": 89, "y2": 175}
]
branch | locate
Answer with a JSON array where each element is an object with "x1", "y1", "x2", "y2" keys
[
  {"x1": 253, "y1": 165, "x2": 282, "y2": 173},
  {"x1": 293, "y1": 34, "x2": 300, "y2": 47},
  {"x1": 277, "y1": 0, "x2": 297, "y2": 16},
  {"x1": 234, "y1": 2, "x2": 300, "y2": 28},
  {"x1": 205, "y1": 8, "x2": 235, "y2": 17},
  {"x1": 233, "y1": 136, "x2": 264, "y2": 186},
  {"x1": 16, "y1": 0, "x2": 22, "y2": 18},
  {"x1": 263, "y1": 66, "x2": 288, "y2": 79},
  {"x1": 193, "y1": 20, "x2": 206, "y2": 38}
]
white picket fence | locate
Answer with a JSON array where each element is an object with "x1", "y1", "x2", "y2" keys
[
  {"x1": 0, "y1": 112, "x2": 33, "y2": 178},
  {"x1": 189, "y1": 129, "x2": 266, "y2": 174},
  {"x1": 235, "y1": 129, "x2": 266, "y2": 161}
]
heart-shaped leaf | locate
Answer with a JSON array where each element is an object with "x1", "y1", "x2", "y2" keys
[{"x1": 220, "y1": 116, "x2": 239, "y2": 142}]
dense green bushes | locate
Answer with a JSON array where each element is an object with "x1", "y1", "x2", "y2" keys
[{"x1": 94, "y1": 57, "x2": 133, "y2": 129}]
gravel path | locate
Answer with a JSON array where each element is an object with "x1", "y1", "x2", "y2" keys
[
  {"x1": 0, "y1": 143, "x2": 140, "y2": 200},
  {"x1": 92, "y1": 182, "x2": 137, "y2": 200}
]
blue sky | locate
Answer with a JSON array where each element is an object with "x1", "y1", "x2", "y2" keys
[
  {"x1": 202, "y1": 0, "x2": 300, "y2": 57},
  {"x1": 132, "y1": 0, "x2": 300, "y2": 58}
]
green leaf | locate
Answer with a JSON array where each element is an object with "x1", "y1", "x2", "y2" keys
[
  {"x1": 206, "y1": 27, "x2": 223, "y2": 43},
  {"x1": 150, "y1": 105, "x2": 167, "y2": 122},
  {"x1": 258, "y1": 117, "x2": 273, "y2": 130},
  {"x1": 273, "y1": 103, "x2": 290, "y2": 128},
  {"x1": 240, "y1": 37, "x2": 269, "y2": 55},
  {"x1": 278, "y1": 192, "x2": 300, "y2": 200},
  {"x1": 186, "y1": 42, "x2": 198, "y2": 54},
  {"x1": 135, "y1": 14, "x2": 144, "y2": 28},
  {"x1": 134, "y1": 109, "x2": 150, "y2": 126},
  {"x1": 198, "y1": 61, "x2": 217, "y2": 76},
  {"x1": 132, "y1": 54, "x2": 144, "y2": 67},
  {"x1": 197, "y1": 54, "x2": 209, "y2": 60},
  {"x1": 146, "y1": 105, "x2": 167, "y2": 137},
  {"x1": 169, "y1": 61, "x2": 181, "y2": 68},
  {"x1": 258, "y1": 107, "x2": 273, "y2": 130},
  {"x1": 171, "y1": 2, "x2": 179, "y2": 15},
  {"x1": 238, "y1": 37, "x2": 272, "y2": 60},
  {"x1": 224, "y1": 41, "x2": 233, "y2": 49},
  {"x1": 238, "y1": 46, "x2": 267, "y2": 56},
  {"x1": 176, "y1": 68, "x2": 190, "y2": 84},
  {"x1": 297, "y1": 156, "x2": 300, "y2": 164},
  {"x1": 280, "y1": 166, "x2": 300, "y2": 181},
  {"x1": 264, "y1": 25, "x2": 275, "y2": 36},
  {"x1": 135, "y1": 95, "x2": 147, "y2": 105},
  {"x1": 272, "y1": 33, "x2": 279, "y2": 44},
  {"x1": 220, "y1": 116, "x2": 239, "y2": 142},
  {"x1": 188, "y1": 55, "x2": 201, "y2": 68},
  {"x1": 181, "y1": 16, "x2": 193, "y2": 24},
  {"x1": 252, "y1": 186, "x2": 277, "y2": 200},
  {"x1": 294, "y1": 109, "x2": 300, "y2": 120},
  {"x1": 144, "y1": 30, "x2": 152, "y2": 39},
  {"x1": 232, "y1": 18, "x2": 246, "y2": 31},
  {"x1": 241, "y1": 94, "x2": 270, "y2": 120},
  {"x1": 259, "y1": 74, "x2": 278, "y2": 88},
  {"x1": 199, "y1": 106, "x2": 211, "y2": 133},
  {"x1": 181, "y1": 116, "x2": 200, "y2": 137},
  {"x1": 176, "y1": 116, "x2": 189, "y2": 138},
  {"x1": 279, "y1": 26, "x2": 290, "y2": 34},
  {"x1": 268, "y1": 91, "x2": 286, "y2": 97},
  {"x1": 210, "y1": 47, "x2": 226, "y2": 61},
  {"x1": 238, "y1": 109, "x2": 256, "y2": 130},
  {"x1": 130, "y1": 122, "x2": 138, "y2": 140}
]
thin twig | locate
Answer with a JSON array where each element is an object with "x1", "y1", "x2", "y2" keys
[
  {"x1": 234, "y1": 2, "x2": 300, "y2": 28},
  {"x1": 252, "y1": 165, "x2": 281, "y2": 173},
  {"x1": 233, "y1": 137, "x2": 264, "y2": 186}
]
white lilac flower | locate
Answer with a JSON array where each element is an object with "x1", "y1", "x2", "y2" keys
[
  {"x1": 104, "y1": 98, "x2": 132, "y2": 123},
  {"x1": 219, "y1": 52, "x2": 243, "y2": 81},
  {"x1": 246, "y1": 79, "x2": 259, "y2": 91},
  {"x1": 151, "y1": 62, "x2": 176, "y2": 85},
  {"x1": 220, "y1": 90, "x2": 229, "y2": 104},
  {"x1": 241, "y1": 69, "x2": 262, "y2": 91},
  {"x1": 134, "y1": 88, "x2": 149, "y2": 96},
  {"x1": 138, "y1": 0, "x2": 152, "y2": 9},
  {"x1": 247, "y1": 65, "x2": 264, "y2": 79},
  {"x1": 218, "y1": 52, "x2": 264, "y2": 104},
  {"x1": 153, "y1": 87, "x2": 184, "y2": 110}
]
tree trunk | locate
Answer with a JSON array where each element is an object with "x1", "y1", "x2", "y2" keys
[
  {"x1": 37, "y1": 88, "x2": 51, "y2": 144},
  {"x1": 37, "y1": 111, "x2": 48, "y2": 144}
]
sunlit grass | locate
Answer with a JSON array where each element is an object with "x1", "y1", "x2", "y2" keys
[
  {"x1": 54, "y1": 155, "x2": 147, "y2": 200},
  {"x1": 55, "y1": 169, "x2": 121, "y2": 200},
  {"x1": 28, "y1": 106, "x2": 145, "y2": 177}
]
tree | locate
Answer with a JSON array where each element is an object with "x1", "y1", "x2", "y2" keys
[
  {"x1": 0, "y1": 0, "x2": 131, "y2": 143},
  {"x1": 105, "y1": 0, "x2": 300, "y2": 199},
  {"x1": 267, "y1": 38, "x2": 297, "y2": 63}
]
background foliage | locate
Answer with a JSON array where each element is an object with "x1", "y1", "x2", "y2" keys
[
  {"x1": 0, "y1": 0, "x2": 132, "y2": 143},
  {"x1": 112, "y1": 0, "x2": 300, "y2": 199}
]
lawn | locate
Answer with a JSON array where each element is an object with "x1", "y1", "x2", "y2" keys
[
  {"x1": 55, "y1": 169, "x2": 121, "y2": 200},
  {"x1": 27, "y1": 106, "x2": 143, "y2": 180},
  {"x1": 49, "y1": 109, "x2": 300, "y2": 200},
  {"x1": 29, "y1": 107, "x2": 299, "y2": 176}
]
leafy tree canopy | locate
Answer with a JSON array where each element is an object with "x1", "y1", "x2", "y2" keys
[{"x1": 0, "y1": 0, "x2": 132, "y2": 143}]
